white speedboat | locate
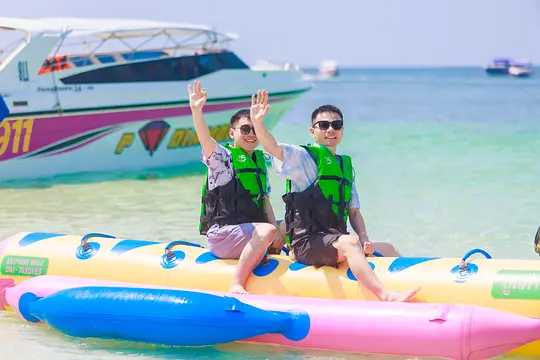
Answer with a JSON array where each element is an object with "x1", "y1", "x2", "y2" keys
[
  {"x1": 485, "y1": 58, "x2": 511, "y2": 75},
  {"x1": 318, "y1": 59, "x2": 339, "y2": 79},
  {"x1": 0, "y1": 18, "x2": 310, "y2": 182},
  {"x1": 508, "y1": 61, "x2": 533, "y2": 78}
]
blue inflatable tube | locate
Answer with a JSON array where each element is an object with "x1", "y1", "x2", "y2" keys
[{"x1": 19, "y1": 287, "x2": 310, "y2": 345}]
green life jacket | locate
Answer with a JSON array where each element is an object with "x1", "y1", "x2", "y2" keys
[
  {"x1": 307, "y1": 143, "x2": 353, "y2": 222},
  {"x1": 199, "y1": 144, "x2": 269, "y2": 234},
  {"x1": 283, "y1": 144, "x2": 354, "y2": 244},
  {"x1": 227, "y1": 144, "x2": 269, "y2": 207}
]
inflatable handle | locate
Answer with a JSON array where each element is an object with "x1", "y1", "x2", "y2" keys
[
  {"x1": 161, "y1": 241, "x2": 187, "y2": 269},
  {"x1": 459, "y1": 248, "x2": 492, "y2": 272},
  {"x1": 76, "y1": 233, "x2": 116, "y2": 260},
  {"x1": 461, "y1": 248, "x2": 492, "y2": 262}
]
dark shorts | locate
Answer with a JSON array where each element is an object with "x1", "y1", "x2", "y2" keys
[{"x1": 292, "y1": 230, "x2": 344, "y2": 267}]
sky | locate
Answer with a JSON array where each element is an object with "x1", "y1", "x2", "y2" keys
[{"x1": 2, "y1": 0, "x2": 539, "y2": 67}]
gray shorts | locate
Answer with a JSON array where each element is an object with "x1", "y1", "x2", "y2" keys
[{"x1": 207, "y1": 223, "x2": 255, "y2": 259}]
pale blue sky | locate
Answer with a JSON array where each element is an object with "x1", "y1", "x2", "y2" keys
[{"x1": 3, "y1": 0, "x2": 539, "y2": 67}]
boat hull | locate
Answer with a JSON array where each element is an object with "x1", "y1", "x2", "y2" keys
[
  {"x1": 485, "y1": 67, "x2": 508, "y2": 75},
  {"x1": 0, "y1": 70, "x2": 309, "y2": 182},
  {"x1": 508, "y1": 66, "x2": 533, "y2": 78}
]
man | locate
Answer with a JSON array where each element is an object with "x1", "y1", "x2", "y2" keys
[
  {"x1": 188, "y1": 81, "x2": 281, "y2": 294},
  {"x1": 250, "y1": 90, "x2": 419, "y2": 301}
]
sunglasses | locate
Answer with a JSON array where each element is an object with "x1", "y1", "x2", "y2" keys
[
  {"x1": 234, "y1": 124, "x2": 256, "y2": 135},
  {"x1": 313, "y1": 120, "x2": 344, "y2": 130}
]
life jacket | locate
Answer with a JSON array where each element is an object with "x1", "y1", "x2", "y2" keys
[
  {"x1": 199, "y1": 144, "x2": 269, "y2": 235},
  {"x1": 283, "y1": 144, "x2": 354, "y2": 245}
]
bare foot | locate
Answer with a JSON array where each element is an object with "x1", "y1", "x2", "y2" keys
[
  {"x1": 381, "y1": 287, "x2": 420, "y2": 302},
  {"x1": 229, "y1": 284, "x2": 249, "y2": 295}
]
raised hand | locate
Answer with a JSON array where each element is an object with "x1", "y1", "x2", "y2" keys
[
  {"x1": 188, "y1": 80, "x2": 208, "y2": 112},
  {"x1": 250, "y1": 90, "x2": 270, "y2": 123}
]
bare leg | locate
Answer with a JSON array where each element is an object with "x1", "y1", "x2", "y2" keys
[
  {"x1": 230, "y1": 223, "x2": 277, "y2": 294},
  {"x1": 334, "y1": 235, "x2": 419, "y2": 301},
  {"x1": 268, "y1": 220, "x2": 286, "y2": 254}
]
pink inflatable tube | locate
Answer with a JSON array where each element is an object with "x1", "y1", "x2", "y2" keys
[{"x1": 2, "y1": 275, "x2": 540, "y2": 359}]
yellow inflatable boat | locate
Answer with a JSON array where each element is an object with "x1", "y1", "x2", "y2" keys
[{"x1": 1, "y1": 231, "x2": 539, "y2": 356}]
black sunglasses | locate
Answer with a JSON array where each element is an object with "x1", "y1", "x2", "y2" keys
[
  {"x1": 313, "y1": 120, "x2": 343, "y2": 130},
  {"x1": 235, "y1": 124, "x2": 256, "y2": 135}
]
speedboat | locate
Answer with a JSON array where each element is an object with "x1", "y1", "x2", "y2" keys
[
  {"x1": 485, "y1": 58, "x2": 511, "y2": 75},
  {"x1": 318, "y1": 59, "x2": 339, "y2": 78},
  {"x1": 508, "y1": 61, "x2": 533, "y2": 77},
  {"x1": 0, "y1": 18, "x2": 310, "y2": 182}
]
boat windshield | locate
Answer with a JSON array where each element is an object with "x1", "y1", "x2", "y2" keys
[{"x1": 0, "y1": 28, "x2": 28, "y2": 71}]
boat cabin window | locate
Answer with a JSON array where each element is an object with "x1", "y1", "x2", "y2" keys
[
  {"x1": 70, "y1": 56, "x2": 93, "y2": 67},
  {"x1": 60, "y1": 51, "x2": 249, "y2": 84},
  {"x1": 38, "y1": 55, "x2": 72, "y2": 75},
  {"x1": 96, "y1": 54, "x2": 116, "y2": 64},
  {"x1": 121, "y1": 51, "x2": 167, "y2": 62}
]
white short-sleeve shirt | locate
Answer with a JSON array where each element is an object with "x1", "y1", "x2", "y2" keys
[
  {"x1": 202, "y1": 144, "x2": 271, "y2": 194},
  {"x1": 272, "y1": 144, "x2": 360, "y2": 208}
]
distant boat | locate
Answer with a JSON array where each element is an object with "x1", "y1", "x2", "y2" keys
[
  {"x1": 485, "y1": 58, "x2": 512, "y2": 75},
  {"x1": 318, "y1": 59, "x2": 339, "y2": 78},
  {"x1": 508, "y1": 61, "x2": 533, "y2": 78}
]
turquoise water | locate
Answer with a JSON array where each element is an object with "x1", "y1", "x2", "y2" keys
[{"x1": 1, "y1": 67, "x2": 539, "y2": 359}]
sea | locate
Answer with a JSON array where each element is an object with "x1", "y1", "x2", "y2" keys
[{"x1": 0, "y1": 67, "x2": 539, "y2": 359}]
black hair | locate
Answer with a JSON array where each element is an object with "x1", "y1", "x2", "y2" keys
[
  {"x1": 311, "y1": 105, "x2": 343, "y2": 123},
  {"x1": 229, "y1": 109, "x2": 251, "y2": 127}
]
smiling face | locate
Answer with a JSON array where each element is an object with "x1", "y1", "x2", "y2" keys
[
  {"x1": 309, "y1": 111, "x2": 344, "y2": 153},
  {"x1": 229, "y1": 116, "x2": 259, "y2": 153}
]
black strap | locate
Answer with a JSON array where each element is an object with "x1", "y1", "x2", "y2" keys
[
  {"x1": 319, "y1": 175, "x2": 351, "y2": 185},
  {"x1": 235, "y1": 168, "x2": 265, "y2": 174},
  {"x1": 337, "y1": 156, "x2": 347, "y2": 220}
]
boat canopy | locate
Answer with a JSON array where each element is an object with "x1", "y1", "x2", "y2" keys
[
  {"x1": 0, "y1": 17, "x2": 239, "y2": 67},
  {"x1": 492, "y1": 58, "x2": 512, "y2": 65},
  {"x1": 0, "y1": 17, "x2": 237, "y2": 42}
]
